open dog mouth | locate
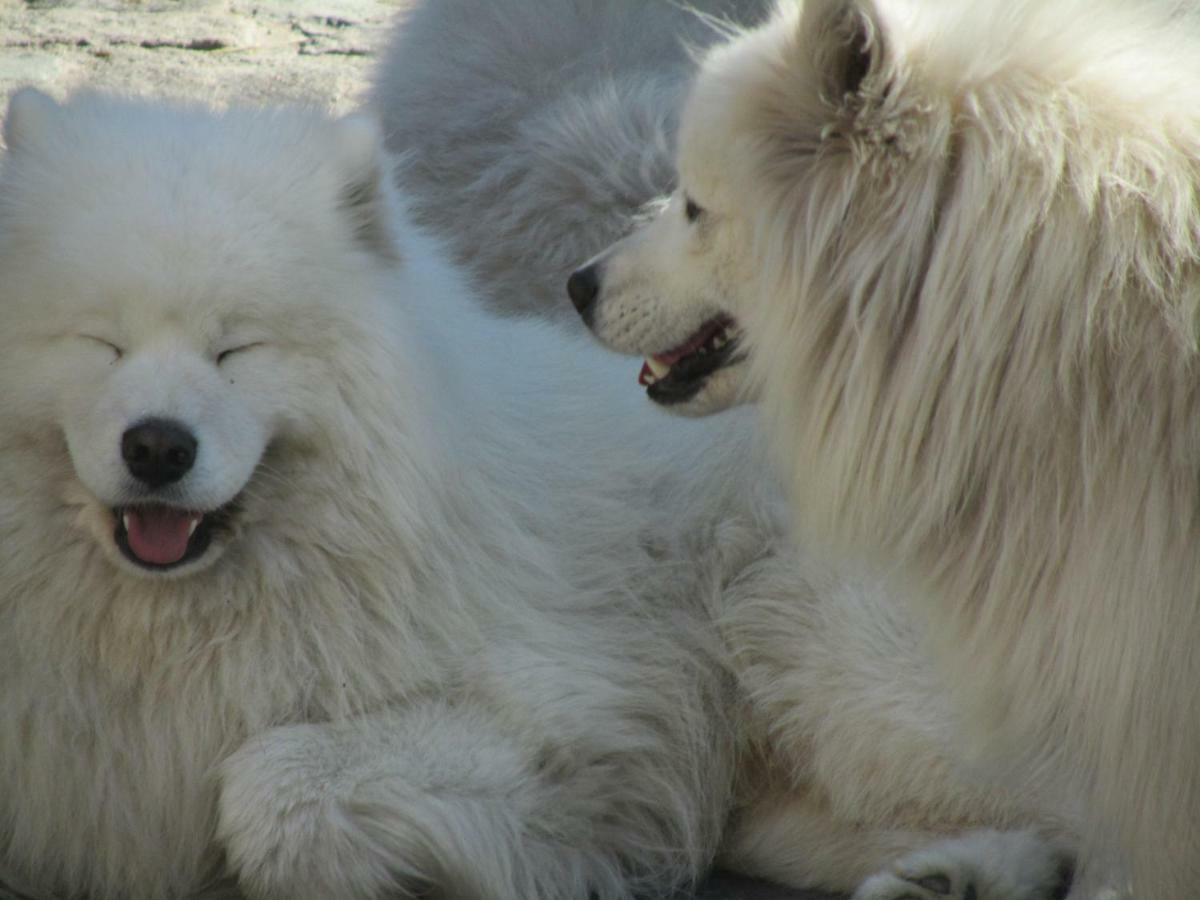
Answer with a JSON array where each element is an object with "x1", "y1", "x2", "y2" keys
[
  {"x1": 113, "y1": 501, "x2": 238, "y2": 571},
  {"x1": 638, "y1": 315, "x2": 744, "y2": 405}
]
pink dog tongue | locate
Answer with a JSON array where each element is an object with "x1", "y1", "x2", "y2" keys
[{"x1": 125, "y1": 507, "x2": 199, "y2": 566}]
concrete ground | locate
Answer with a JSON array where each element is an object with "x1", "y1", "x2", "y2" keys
[
  {"x1": 0, "y1": 3, "x2": 841, "y2": 899},
  {"x1": 0, "y1": 0, "x2": 397, "y2": 115}
]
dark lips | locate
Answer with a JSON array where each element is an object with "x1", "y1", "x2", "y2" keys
[{"x1": 646, "y1": 334, "x2": 743, "y2": 405}]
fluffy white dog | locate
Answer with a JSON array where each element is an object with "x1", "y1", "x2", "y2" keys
[
  {"x1": 575, "y1": 0, "x2": 1200, "y2": 895},
  {"x1": 0, "y1": 88, "x2": 1070, "y2": 900},
  {"x1": 370, "y1": 0, "x2": 772, "y2": 320},
  {"x1": 0, "y1": 87, "x2": 739, "y2": 900}
]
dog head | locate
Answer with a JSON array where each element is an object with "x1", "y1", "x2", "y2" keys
[
  {"x1": 0, "y1": 89, "x2": 403, "y2": 580},
  {"x1": 567, "y1": 183, "x2": 754, "y2": 416},
  {"x1": 570, "y1": 0, "x2": 916, "y2": 417},
  {"x1": 565, "y1": 10, "x2": 811, "y2": 417},
  {"x1": 578, "y1": 0, "x2": 1200, "y2": 572}
]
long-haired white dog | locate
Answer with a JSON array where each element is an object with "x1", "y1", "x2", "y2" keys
[
  {"x1": 0, "y1": 87, "x2": 742, "y2": 900},
  {"x1": 0, "y1": 87, "x2": 1071, "y2": 899},
  {"x1": 575, "y1": 0, "x2": 1200, "y2": 895}
]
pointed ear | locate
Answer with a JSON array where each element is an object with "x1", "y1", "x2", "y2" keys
[
  {"x1": 330, "y1": 113, "x2": 401, "y2": 263},
  {"x1": 801, "y1": 0, "x2": 888, "y2": 103},
  {"x1": 3, "y1": 87, "x2": 60, "y2": 153}
]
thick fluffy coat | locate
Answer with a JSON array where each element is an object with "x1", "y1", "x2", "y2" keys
[
  {"x1": 0, "y1": 89, "x2": 743, "y2": 900},
  {"x1": 580, "y1": 0, "x2": 1200, "y2": 895},
  {"x1": 0, "y1": 89, "x2": 1067, "y2": 900},
  {"x1": 372, "y1": 3, "x2": 1087, "y2": 899}
]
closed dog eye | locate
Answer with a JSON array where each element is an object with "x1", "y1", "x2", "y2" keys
[
  {"x1": 79, "y1": 334, "x2": 124, "y2": 361},
  {"x1": 215, "y1": 342, "x2": 265, "y2": 365}
]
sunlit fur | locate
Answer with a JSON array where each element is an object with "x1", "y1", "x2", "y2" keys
[
  {"x1": 0, "y1": 89, "x2": 743, "y2": 900},
  {"x1": 672, "y1": 0, "x2": 1200, "y2": 894},
  {"x1": 0, "y1": 90, "x2": 1073, "y2": 900}
]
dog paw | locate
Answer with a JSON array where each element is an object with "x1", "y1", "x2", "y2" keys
[
  {"x1": 852, "y1": 830, "x2": 1073, "y2": 900},
  {"x1": 217, "y1": 724, "x2": 398, "y2": 900},
  {"x1": 853, "y1": 868, "x2": 979, "y2": 900}
]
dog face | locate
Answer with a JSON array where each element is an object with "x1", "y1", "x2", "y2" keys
[
  {"x1": 567, "y1": 11, "x2": 811, "y2": 417},
  {"x1": 568, "y1": 179, "x2": 756, "y2": 415},
  {"x1": 55, "y1": 330, "x2": 272, "y2": 578},
  {"x1": 0, "y1": 90, "x2": 400, "y2": 579}
]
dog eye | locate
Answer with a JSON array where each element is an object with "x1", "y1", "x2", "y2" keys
[
  {"x1": 216, "y1": 342, "x2": 264, "y2": 365},
  {"x1": 684, "y1": 196, "x2": 705, "y2": 223},
  {"x1": 80, "y1": 335, "x2": 123, "y2": 360}
]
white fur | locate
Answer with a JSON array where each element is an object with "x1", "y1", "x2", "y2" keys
[
  {"x1": 0, "y1": 89, "x2": 1068, "y2": 900},
  {"x1": 369, "y1": 0, "x2": 773, "y2": 321},
  {"x1": 375, "y1": 2, "x2": 1081, "y2": 896},
  {"x1": 853, "y1": 830, "x2": 1071, "y2": 900},
  {"x1": 587, "y1": 0, "x2": 1200, "y2": 894},
  {"x1": 0, "y1": 88, "x2": 739, "y2": 900}
]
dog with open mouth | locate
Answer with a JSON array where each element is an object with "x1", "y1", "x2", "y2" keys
[
  {"x1": 0, "y1": 88, "x2": 765, "y2": 900},
  {"x1": 0, "y1": 87, "x2": 1077, "y2": 900},
  {"x1": 66, "y1": 350, "x2": 263, "y2": 579},
  {"x1": 570, "y1": 0, "x2": 1200, "y2": 895}
]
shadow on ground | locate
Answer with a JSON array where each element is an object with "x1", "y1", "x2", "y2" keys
[
  {"x1": 0, "y1": 872, "x2": 844, "y2": 900},
  {"x1": 689, "y1": 871, "x2": 845, "y2": 900}
]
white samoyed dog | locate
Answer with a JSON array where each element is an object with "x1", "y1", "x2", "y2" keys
[
  {"x1": 0, "y1": 89, "x2": 1070, "y2": 900},
  {"x1": 575, "y1": 0, "x2": 1200, "y2": 895},
  {"x1": 370, "y1": 0, "x2": 773, "y2": 321}
]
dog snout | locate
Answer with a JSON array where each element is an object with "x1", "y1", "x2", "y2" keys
[
  {"x1": 121, "y1": 418, "x2": 198, "y2": 488},
  {"x1": 567, "y1": 264, "x2": 600, "y2": 324}
]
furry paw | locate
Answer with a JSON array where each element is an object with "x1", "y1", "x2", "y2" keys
[
  {"x1": 852, "y1": 830, "x2": 1073, "y2": 900},
  {"x1": 217, "y1": 724, "x2": 406, "y2": 900}
]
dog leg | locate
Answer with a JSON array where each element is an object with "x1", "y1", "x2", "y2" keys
[
  {"x1": 724, "y1": 789, "x2": 988, "y2": 892},
  {"x1": 217, "y1": 699, "x2": 695, "y2": 900},
  {"x1": 722, "y1": 790, "x2": 1072, "y2": 900}
]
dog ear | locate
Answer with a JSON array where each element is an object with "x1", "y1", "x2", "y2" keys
[
  {"x1": 801, "y1": 0, "x2": 889, "y2": 105},
  {"x1": 330, "y1": 113, "x2": 401, "y2": 263},
  {"x1": 3, "y1": 87, "x2": 59, "y2": 153}
]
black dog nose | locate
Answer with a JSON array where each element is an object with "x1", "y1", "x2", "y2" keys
[
  {"x1": 567, "y1": 264, "x2": 600, "y2": 323},
  {"x1": 121, "y1": 418, "x2": 198, "y2": 488}
]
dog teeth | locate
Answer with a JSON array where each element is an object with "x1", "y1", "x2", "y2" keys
[
  {"x1": 712, "y1": 332, "x2": 728, "y2": 350},
  {"x1": 122, "y1": 513, "x2": 131, "y2": 532},
  {"x1": 646, "y1": 357, "x2": 670, "y2": 378},
  {"x1": 187, "y1": 519, "x2": 200, "y2": 538}
]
